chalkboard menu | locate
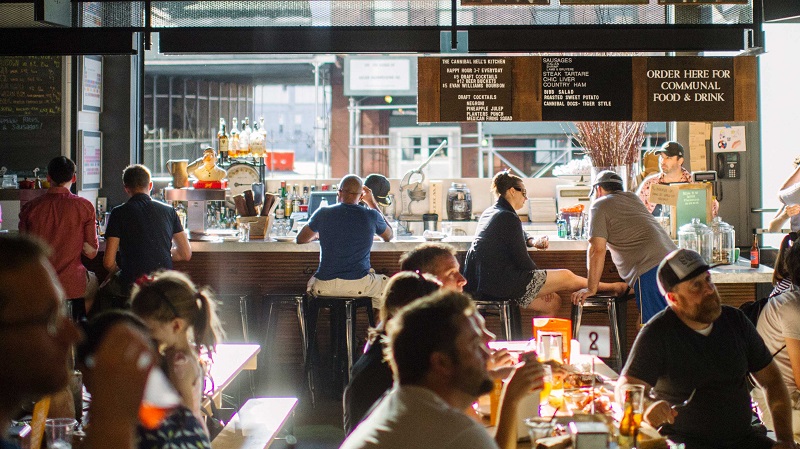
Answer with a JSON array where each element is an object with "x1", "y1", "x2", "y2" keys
[
  {"x1": 0, "y1": 56, "x2": 62, "y2": 172},
  {"x1": 439, "y1": 57, "x2": 515, "y2": 122},
  {"x1": 645, "y1": 57, "x2": 735, "y2": 122},
  {"x1": 541, "y1": 57, "x2": 632, "y2": 121}
]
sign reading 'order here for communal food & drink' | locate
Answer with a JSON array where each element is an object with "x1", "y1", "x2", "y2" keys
[{"x1": 417, "y1": 56, "x2": 756, "y2": 123}]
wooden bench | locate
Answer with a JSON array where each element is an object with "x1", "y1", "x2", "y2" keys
[
  {"x1": 211, "y1": 397, "x2": 299, "y2": 449},
  {"x1": 204, "y1": 344, "x2": 261, "y2": 412}
]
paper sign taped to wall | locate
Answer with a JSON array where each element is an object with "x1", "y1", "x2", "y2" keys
[
  {"x1": 649, "y1": 183, "x2": 679, "y2": 206},
  {"x1": 712, "y1": 126, "x2": 746, "y2": 153}
]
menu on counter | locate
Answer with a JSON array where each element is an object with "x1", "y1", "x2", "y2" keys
[
  {"x1": 645, "y1": 57, "x2": 735, "y2": 122},
  {"x1": 439, "y1": 57, "x2": 514, "y2": 122},
  {"x1": 541, "y1": 57, "x2": 632, "y2": 121}
]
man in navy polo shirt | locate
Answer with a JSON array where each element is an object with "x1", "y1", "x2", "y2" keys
[
  {"x1": 104, "y1": 164, "x2": 191, "y2": 289},
  {"x1": 296, "y1": 174, "x2": 393, "y2": 308}
]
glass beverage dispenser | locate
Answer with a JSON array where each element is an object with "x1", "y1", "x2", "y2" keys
[
  {"x1": 710, "y1": 216, "x2": 736, "y2": 264},
  {"x1": 678, "y1": 218, "x2": 713, "y2": 264}
]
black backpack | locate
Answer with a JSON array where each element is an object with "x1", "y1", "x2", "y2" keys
[{"x1": 739, "y1": 296, "x2": 770, "y2": 327}]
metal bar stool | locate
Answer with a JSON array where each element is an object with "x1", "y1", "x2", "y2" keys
[
  {"x1": 305, "y1": 294, "x2": 375, "y2": 396},
  {"x1": 261, "y1": 294, "x2": 311, "y2": 404},
  {"x1": 570, "y1": 294, "x2": 628, "y2": 371},
  {"x1": 473, "y1": 299, "x2": 522, "y2": 341}
]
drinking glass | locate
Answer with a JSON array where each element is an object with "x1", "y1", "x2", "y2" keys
[
  {"x1": 569, "y1": 215, "x2": 583, "y2": 240},
  {"x1": 525, "y1": 417, "x2": 555, "y2": 443},
  {"x1": 238, "y1": 222, "x2": 250, "y2": 242},
  {"x1": 540, "y1": 365, "x2": 553, "y2": 404},
  {"x1": 138, "y1": 366, "x2": 182, "y2": 430},
  {"x1": 45, "y1": 418, "x2": 76, "y2": 449},
  {"x1": 618, "y1": 384, "x2": 645, "y2": 446}
]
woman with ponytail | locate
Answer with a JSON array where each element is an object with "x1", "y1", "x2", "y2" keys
[
  {"x1": 130, "y1": 270, "x2": 224, "y2": 446},
  {"x1": 463, "y1": 170, "x2": 628, "y2": 316}
]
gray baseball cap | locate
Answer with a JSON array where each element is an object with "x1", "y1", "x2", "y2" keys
[
  {"x1": 590, "y1": 170, "x2": 624, "y2": 196},
  {"x1": 657, "y1": 249, "x2": 710, "y2": 296}
]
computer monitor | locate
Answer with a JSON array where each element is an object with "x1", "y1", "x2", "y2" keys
[{"x1": 307, "y1": 191, "x2": 339, "y2": 217}]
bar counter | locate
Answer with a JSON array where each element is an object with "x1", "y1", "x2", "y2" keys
[{"x1": 87, "y1": 235, "x2": 770, "y2": 352}]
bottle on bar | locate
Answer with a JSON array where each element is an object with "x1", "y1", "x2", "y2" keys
[
  {"x1": 217, "y1": 118, "x2": 229, "y2": 163},
  {"x1": 302, "y1": 185, "x2": 309, "y2": 205},
  {"x1": 250, "y1": 120, "x2": 265, "y2": 157},
  {"x1": 280, "y1": 180, "x2": 287, "y2": 199},
  {"x1": 229, "y1": 117, "x2": 240, "y2": 159},
  {"x1": 285, "y1": 184, "x2": 294, "y2": 216},
  {"x1": 292, "y1": 184, "x2": 301, "y2": 213},
  {"x1": 239, "y1": 117, "x2": 252, "y2": 156},
  {"x1": 750, "y1": 233, "x2": 760, "y2": 268}
]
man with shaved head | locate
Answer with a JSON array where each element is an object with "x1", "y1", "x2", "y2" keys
[{"x1": 297, "y1": 174, "x2": 393, "y2": 308}]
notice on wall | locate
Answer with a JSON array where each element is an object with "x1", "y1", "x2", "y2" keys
[
  {"x1": 712, "y1": 125, "x2": 746, "y2": 152},
  {"x1": 438, "y1": 57, "x2": 514, "y2": 122},
  {"x1": 646, "y1": 57, "x2": 735, "y2": 122},
  {"x1": 688, "y1": 122, "x2": 710, "y2": 172},
  {"x1": 541, "y1": 56, "x2": 632, "y2": 121}
]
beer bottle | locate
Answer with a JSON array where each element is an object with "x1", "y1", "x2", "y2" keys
[
  {"x1": 751, "y1": 233, "x2": 760, "y2": 268},
  {"x1": 618, "y1": 390, "x2": 637, "y2": 449}
]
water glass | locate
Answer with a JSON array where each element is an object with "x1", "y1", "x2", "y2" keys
[
  {"x1": 569, "y1": 215, "x2": 583, "y2": 240},
  {"x1": 238, "y1": 222, "x2": 250, "y2": 242},
  {"x1": 45, "y1": 418, "x2": 76, "y2": 448}
]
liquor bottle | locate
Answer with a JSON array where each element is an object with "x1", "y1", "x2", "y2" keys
[
  {"x1": 239, "y1": 117, "x2": 252, "y2": 156},
  {"x1": 229, "y1": 117, "x2": 240, "y2": 159},
  {"x1": 302, "y1": 185, "x2": 310, "y2": 205},
  {"x1": 285, "y1": 192, "x2": 293, "y2": 216},
  {"x1": 751, "y1": 233, "x2": 760, "y2": 268},
  {"x1": 275, "y1": 197, "x2": 285, "y2": 220},
  {"x1": 249, "y1": 120, "x2": 265, "y2": 157},
  {"x1": 280, "y1": 180, "x2": 287, "y2": 199},
  {"x1": 217, "y1": 118, "x2": 229, "y2": 163},
  {"x1": 292, "y1": 184, "x2": 301, "y2": 213}
]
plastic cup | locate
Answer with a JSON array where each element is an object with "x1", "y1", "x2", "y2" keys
[{"x1": 45, "y1": 418, "x2": 76, "y2": 449}]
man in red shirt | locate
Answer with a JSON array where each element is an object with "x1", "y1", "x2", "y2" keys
[{"x1": 19, "y1": 156, "x2": 98, "y2": 320}]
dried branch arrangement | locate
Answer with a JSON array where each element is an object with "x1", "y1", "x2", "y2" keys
[{"x1": 571, "y1": 122, "x2": 647, "y2": 168}]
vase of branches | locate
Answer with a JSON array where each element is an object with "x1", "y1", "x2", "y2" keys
[{"x1": 571, "y1": 121, "x2": 646, "y2": 192}]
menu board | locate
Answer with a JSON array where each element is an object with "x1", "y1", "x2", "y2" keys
[
  {"x1": 439, "y1": 57, "x2": 514, "y2": 122},
  {"x1": 417, "y1": 55, "x2": 756, "y2": 123},
  {"x1": 645, "y1": 57, "x2": 735, "y2": 122},
  {"x1": 541, "y1": 57, "x2": 632, "y2": 121},
  {"x1": 0, "y1": 56, "x2": 63, "y2": 172}
]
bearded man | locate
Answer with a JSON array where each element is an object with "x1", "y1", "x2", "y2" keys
[{"x1": 616, "y1": 249, "x2": 798, "y2": 449}]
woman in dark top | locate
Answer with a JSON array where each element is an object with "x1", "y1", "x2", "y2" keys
[
  {"x1": 463, "y1": 171, "x2": 627, "y2": 315},
  {"x1": 343, "y1": 271, "x2": 442, "y2": 435}
]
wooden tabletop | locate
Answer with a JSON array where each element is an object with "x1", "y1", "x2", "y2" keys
[
  {"x1": 205, "y1": 344, "x2": 261, "y2": 411},
  {"x1": 211, "y1": 397, "x2": 298, "y2": 449}
]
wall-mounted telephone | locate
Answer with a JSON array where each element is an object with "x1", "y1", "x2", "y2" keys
[{"x1": 716, "y1": 152, "x2": 740, "y2": 179}]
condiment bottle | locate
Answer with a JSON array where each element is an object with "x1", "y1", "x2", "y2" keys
[{"x1": 750, "y1": 233, "x2": 760, "y2": 268}]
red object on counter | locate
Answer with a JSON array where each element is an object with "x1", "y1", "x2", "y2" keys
[
  {"x1": 263, "y1": 151, "x2": 295, "y2": 171},
  {"x1": 193, "y1": 180, "x2": 228, "y2": 189}
]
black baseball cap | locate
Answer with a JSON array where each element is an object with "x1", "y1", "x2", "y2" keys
[
  {"x1": 590, "y1": 170, "x2": 624, "y2": 196},
  {"x1": 657, "y1": 249, "x2": 710, "y2": 296},
  {"x1": 364, "y1": 174, "x2": 392, "y2": 206},
  {"x1": 654, "y1": 141, "x2": 684, "y2": 158}
]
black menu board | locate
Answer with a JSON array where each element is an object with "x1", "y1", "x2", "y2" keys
[
  {"x1": 541, "y1": 56, "x2": 632, "y2": 121},
  {"x1": 646, "y1": 57, "x2": 735, "y2": 122},
  {"x1": 0, "y1": 56, "x2": 63, "y2": 172},
  {"x1": 439, "y1": 57, "x2": 514, "y2": 122}
]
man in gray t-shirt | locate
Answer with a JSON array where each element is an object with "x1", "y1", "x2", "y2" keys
[{"x1": 572, "y1": 170, "x2": 676, "y2": 323}]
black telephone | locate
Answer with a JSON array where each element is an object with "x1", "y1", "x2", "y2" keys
[{"x1": 716, "y1": 152, "x2": 740, "y2": 179}]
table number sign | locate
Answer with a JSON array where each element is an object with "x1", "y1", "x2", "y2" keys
[{"x1": 578, "y1": 325, "x2": 611, "y2": 358}]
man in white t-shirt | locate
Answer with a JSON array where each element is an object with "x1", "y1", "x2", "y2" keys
[{"x1": 341, "y1": 291, "x2": 543, "y2": 449}]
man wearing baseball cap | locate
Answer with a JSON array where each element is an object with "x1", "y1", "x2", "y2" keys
[
  {"x1": 637, "y1": 141, "x2": 718, "y2": 217},
  {"x1": 573, "y1": 170, "x2": 676, "y2": 324},
  {"x1": 617, "y1": 249, "x2": 797, "y2": 449}
]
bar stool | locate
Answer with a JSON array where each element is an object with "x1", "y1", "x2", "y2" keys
[
  {"x1": 570, "y1": 294, "x2": 628, "y2": 371},
  {"x1": 305, "y1": 294, "x2": 375, "y2": 396},
  {"x1": 261, "y1": 294, "x2": 311, "y2": 403},
  {"x1": 473, "y1": 299, "x2": 522, "y2": 341}
]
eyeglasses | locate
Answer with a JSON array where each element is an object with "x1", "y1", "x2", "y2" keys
[
  {"x1": 512, "y1": 186, "x2": 527, "y2": 198},
  {"x1": 0, "y1": 302, "x2": 68, "y2": 337}
]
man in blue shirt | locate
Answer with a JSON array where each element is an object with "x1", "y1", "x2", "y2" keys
[{"x1": 296, "y1": 174, "x2": 393, "y2": 308}]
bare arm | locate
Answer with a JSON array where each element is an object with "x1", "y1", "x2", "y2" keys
[
  {"x1": 295, "y1": 225, "x2": 317, "y2": 244},
  {"x1": 786, "y1": 337, "x2": 800, "y2": 390},
  {"x1": 572, "y1": 237, "x2": 608, "y2": 304},
  {"x1": 83, "y1": 242, "x2": 99, "y2": 259},
  {"x1": 171, "y1": 231, "x2": 192, "y2": 262},
  {"x1": 781, "y1": 165, "x2": 800, "y2": 191},
  {"x1": 362, "y1": 185, "x2": 393, "y2": 242},
  {"x1": 617, "y1": 375, "x2": 676, "y2": 429},
  {"x1": 103, "y1": 237, "x2": 120, "y2": 273},
  {"x1": 494, "y1": 361, "x2": 543, "y2": 449},
  {"x1": 769, "y1": 206, "x2": 790, "y2": 233},
  {"x1": 752, "y1": 361, "x2": 794, "y2": 444}
]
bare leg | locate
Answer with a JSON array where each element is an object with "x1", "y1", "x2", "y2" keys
[
  {"x1": 527, "y1": 291, "x2": 561, "y2": 316},
  {"x1": 536, "y1": 269, "x2": 628, "y2": 297}
]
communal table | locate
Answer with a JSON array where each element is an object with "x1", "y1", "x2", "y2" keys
[{"x1": 205, "y1": 344, "x2": 261, "y2": 412}]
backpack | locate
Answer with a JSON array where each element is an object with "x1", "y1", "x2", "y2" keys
[{"x1": 739, "y1": 296, "x2": 770, "y2": 327}]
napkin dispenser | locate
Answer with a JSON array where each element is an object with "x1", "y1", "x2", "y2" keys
[{"x1": 568, "y1": 421, "x2": 609, "y2": 449}]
